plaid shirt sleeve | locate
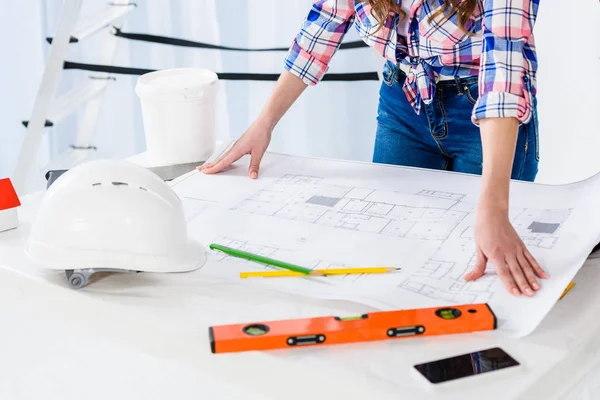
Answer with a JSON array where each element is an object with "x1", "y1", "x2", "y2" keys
[
  {"x1": 472, "y1": 0, "x2": 540, "y2": 125},
  {"x1": 284, "y1": 1, "x2": 356, "y2": 85}
]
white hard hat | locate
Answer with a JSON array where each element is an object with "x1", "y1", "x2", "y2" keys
[{"x1": 26, "y1": 159, "x2": 206, "y2": 282}]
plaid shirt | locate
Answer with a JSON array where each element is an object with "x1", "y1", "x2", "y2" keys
[{"x1": 284, "y1": 0, "x2": 539, "y2": 125}]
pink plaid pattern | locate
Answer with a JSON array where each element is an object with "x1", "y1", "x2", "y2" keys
[{"x1": 284, "y1": 0, "x2": 540, "y2": 125}]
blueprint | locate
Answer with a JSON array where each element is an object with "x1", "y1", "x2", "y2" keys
[{"x1": 170, "y1": 149, "x2": 600, "y2": 337}]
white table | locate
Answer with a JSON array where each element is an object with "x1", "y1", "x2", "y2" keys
[{"x1": 1, "y1": 151, "x2": 599, "y2": 399}]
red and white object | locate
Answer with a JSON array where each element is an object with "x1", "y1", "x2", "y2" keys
[{"x1": 0, "y1": 178, "x2": 21, "y2": 233}]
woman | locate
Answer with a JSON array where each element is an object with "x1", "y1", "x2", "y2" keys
[{"x1": 200, "y1": 0, "x2": 548, "y2": 297}]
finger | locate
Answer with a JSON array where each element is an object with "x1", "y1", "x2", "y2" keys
[
  {"x1": 248, "y1": 150, "x2": 264, "y2": 179},
  {"x1": 464, "y1": 248, "x2": 487, "y2": 281},
  {"x1": 198, "y1": 150, "x2": 230, "y2": 171},
  {"x1": 524, "y1": 249, "x2": 548, "y2": 279},
  {"x1": 517, "y1": 251, "x2": 540, "y2": 291},
  {"x1": 493, "y1": 258, "x2": 520, "y2": 296},
  {"x1": 199, "y1": 139, "x2": 245, "y2": 171},
  {"x1": 506, "y1": 255, "x2": 534, "y2": 297},
  {"x1": 202, "y1": 151, "x2": 243, "y2": 174},
  {"x1": 198, "y1": 161, "x2": 215, "y2": 171},
  {"x1": 199, "y1": 150, "x2": 232, "y2": 170}
]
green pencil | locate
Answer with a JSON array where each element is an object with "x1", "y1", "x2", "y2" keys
[{"x1": 209, "y1": 243, "x2": 322, "y2": 276}]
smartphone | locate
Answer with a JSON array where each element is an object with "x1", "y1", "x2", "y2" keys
[{"x1": 412, "y1": 347, "x2": 520, "y2": 386}]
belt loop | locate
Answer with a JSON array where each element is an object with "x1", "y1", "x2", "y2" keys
[{"x1": 454, "y1": 76, "x2": 464, "y2": 95}]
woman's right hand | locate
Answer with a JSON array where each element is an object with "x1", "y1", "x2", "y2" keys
[
  {"x1": 200, "y1": 70, "x2": 308, "y2": 178},
  {"x1": 199, "y1": 119, "x2": 273, "y2": 179}
]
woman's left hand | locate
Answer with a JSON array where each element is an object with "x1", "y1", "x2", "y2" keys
[{"x1": 465, "y1": 203, "x2": 548, "y2": 297}]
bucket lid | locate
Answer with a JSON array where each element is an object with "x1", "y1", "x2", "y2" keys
[{"x1": 135, "y1": 68, "x2": 219, "y2": 102}]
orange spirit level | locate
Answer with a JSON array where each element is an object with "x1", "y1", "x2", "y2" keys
[{"x1": 209, "y1": 303, "x2": 496, "y2": 354}]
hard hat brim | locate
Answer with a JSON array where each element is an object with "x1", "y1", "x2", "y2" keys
[
  {"x1": 172, "y1": 238, "x2": 207, "y2": 273},
  {"x1": 25, "y1": 237, "x2": 207, "y2": 274}
]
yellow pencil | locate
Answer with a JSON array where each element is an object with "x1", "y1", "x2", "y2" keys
[
  {"x1": 240, "y1": 267, "x2": 400, "y2": 278},
  {"x1": 559, "y1": 281, "x2": 575, "y2": 300}
]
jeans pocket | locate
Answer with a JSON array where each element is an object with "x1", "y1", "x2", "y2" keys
[
  {"x1": 464, "y1": 81, "x2": 479, "y2": 105},
  {"x1": 382, "y1": 61, "x2": 396, "y2": 87}
]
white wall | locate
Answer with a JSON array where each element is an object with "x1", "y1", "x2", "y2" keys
[
  {"x1": 0, "y1": 0, "x2": 598, "y2": 187},
  {"x1": 534, "y1": 1, "x2": 600, "y2": 184}
]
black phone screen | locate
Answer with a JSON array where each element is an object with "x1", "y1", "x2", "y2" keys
[{"x1": 413, "y1": 347, "x2": 520, "y2": 384}]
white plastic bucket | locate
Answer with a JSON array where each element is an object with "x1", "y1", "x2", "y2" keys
[{"x1": 135, "y1": 68, "x2": 219, "y2": 165}]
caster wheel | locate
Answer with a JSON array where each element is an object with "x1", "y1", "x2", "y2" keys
[{"x1": 68, "y1": 272, "x2": 87, "y2": 289}]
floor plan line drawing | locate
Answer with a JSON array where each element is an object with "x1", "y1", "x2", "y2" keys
[
  {"x1": 417, "y1": 190, "x2": 466, "y2": 201},
  {"x1": 231, "y1": 175, "x2": 572, "y2": 247},
  {"x1": 510, "y1": 208, "x2": 572, "y2": 249},
  {"x1": 210, "y1": 237, "x2": 296, "y2": 264},
  {"x1": 399, "y1": 249, "x2": 497, "y2": 304},
  {"x1": 170, "y1": 149, "x2": 600, "y2": 336},
  {"x1": 224, "y1": 174, "x2": 574, "y2": 304},
  {"x1": 231, "y1": 175, "x2": 473, "y2": 241},
  {"x1": 460, "y1": 226, "x2": 475, "y2": 239}
]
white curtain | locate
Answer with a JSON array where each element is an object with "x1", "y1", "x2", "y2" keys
[
  {"x1": 48, "y1": 0, "x2": 228, "y2": 161},
  {"x1": 239, "y1": 0, "x2": 381, "y2": 162}
]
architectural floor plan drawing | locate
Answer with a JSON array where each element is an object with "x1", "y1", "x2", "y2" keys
[
  {"x1": 396, "y1": 206, "x2": 575, "y2": 305},
  {"x1": 400, "y1": 245, "x2": 497, "y2": 305},
  {"x1": 232, "y1": 174, "x2": 472, "y2": 240},
  {"x1": 231, "y1": 173, "x2": 573, "y2": 251},
  {"x1": 173, "y1": 150, "x2": 600, "y2": 337},
  {"x1": 511, "y1": 208, "x2": 572, "y2": 249}
]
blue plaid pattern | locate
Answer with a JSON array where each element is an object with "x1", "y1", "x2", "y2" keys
[{"x1": 284, "y1": 0, "x2": 540, "y2": 125}]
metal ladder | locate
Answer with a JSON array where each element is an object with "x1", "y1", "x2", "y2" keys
[{"x1": 12, "y1": 0, "x2": 136, "y2": 194}]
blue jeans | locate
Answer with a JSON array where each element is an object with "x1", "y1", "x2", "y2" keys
[{"x1": 373, "y1": 61, "x2": 539, "y2": 181}]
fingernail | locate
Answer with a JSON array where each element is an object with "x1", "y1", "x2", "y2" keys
[
  {"x1": 525, "y1": 288, "x2": 534, "y2": 296},
  {"x1": 512, "y1": 288, "x2": 520, "y2": 296},
  {"x1": 532, "y1": 282, "x2": 540, "y2": 290},
  {"x1": 250, "y1": 172, "x2": 257, "y2": 179}
]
